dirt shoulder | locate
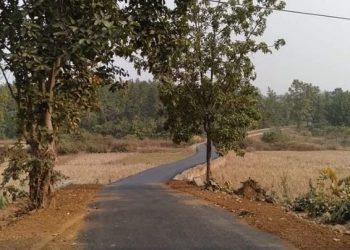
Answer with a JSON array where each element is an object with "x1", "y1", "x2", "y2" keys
[
  {"x1": 0, "y1": 185, "x2": 101, "y2": 250},
  {"x1": 168, "y1": 180, "x2": 350, "y2": 250}
]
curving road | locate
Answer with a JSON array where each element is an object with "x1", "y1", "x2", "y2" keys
[{"x1": 78, "y1": 144, "x2": 292, "y2": 250}]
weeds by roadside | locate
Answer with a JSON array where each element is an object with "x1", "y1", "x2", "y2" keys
[
  {"x1": 291, "y1": 167, "x2": 350, "y2": 225},
  {"x1": 0, "y1": 195, "x2": 6, "y2": 209}
]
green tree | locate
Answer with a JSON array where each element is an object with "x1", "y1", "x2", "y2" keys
[
  {"x1": 260, "y1": 87, "x2": 283, "y2": 127},
  {"x1": 0, "y1": 0, "x2": 131, "y2": 208},
  {"x1": 0, "y1": 85, "x2": 16, "y2": 138},
  {"x1": 325, "y1": 88, "x2": 350, "y2": 126},
  {"x1": 158, "y1": 0, "x2": 285, "y2": 182},
  {"x1": 288, "y1": 80, "x2": 320, "y2": 128},
  {"x1": 0, "y1": 0, "x2": 191, "y2": 208},
  {"x1": 80, "y1": 81, "x2": 165, "y2": 138}
]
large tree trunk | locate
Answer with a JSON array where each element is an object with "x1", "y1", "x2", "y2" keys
[
  {"x1": 206, "y1": 136, "x2": 212, "y2": 183},
  {"x1": 28, "y1": 57, "x2": 60, "y2": 209},
  {"x1": 28, "y1": 108, "x2": 56, "y2": 209},
  {"x1": 29, "y1": 164, "x2": 54, "y2": 209}
]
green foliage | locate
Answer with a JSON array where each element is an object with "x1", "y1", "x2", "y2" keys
[
  {"x1": 291, "y1": 168, "x2": 350, "y2": 224},
  {"x1": 80, "y1": 80, "x2": 166, "y2": 139},
  {"x1": 0, "y1": 195, "x2": 7, "y2": 209},
  {"x1": 0, "y1": 0, "x2": 135, "y2": 208},
  {"x1": 0, "y1": 0, "x2": 185, "y2": 208},
  {"x1": 262, "y1": 129, "x2": 290, "y2": 143},
  {"x1": 325, "y1": 88, "x2": 350, "y2": 126},
  {"x1": 158, "y1": 0, "x2": 285, "y2": 176},
  {"x1": 0, "y1": 85, "x2": 17, "y2": 139},
  {"x1": 288, "y1": 80, "x2": 320, "y2": 128},
  {"x1": 259, "y1": 88, "x2": 291, "y2": 128},
  {"x1": 259, "y1": 82, "x2": 350, "y2": 129}
]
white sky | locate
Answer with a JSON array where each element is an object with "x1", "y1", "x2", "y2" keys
[
  {"x1": 2, "y1": 1, "x2": 349, "y2": 95},
  {"x1": 253, "y1": 0, "x2": 350, "y2": 94},
  {"x1": 122, "y1": 0, "x2": 350, "y2": 94}
]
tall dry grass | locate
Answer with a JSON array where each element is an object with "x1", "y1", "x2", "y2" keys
[
  {"x1": 177, "y1": 149, "x2": 350, "y2": 200},
  {"x1": 0, "y1": 138, "x2": 194, "y2": 189},
  {"x1": 56, "y1": 148, "x2": 193, "y2": 184},
  {"x1": 211, "y1": 151, "x2": 350, "y2": 200}
]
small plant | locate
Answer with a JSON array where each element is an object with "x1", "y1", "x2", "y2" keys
[
  {"x1": 280, "y1": 173, "x2": 291, "y2": 204},
  {"x1": 0, "y1": 195, "x2": 7, "y2": 209}
]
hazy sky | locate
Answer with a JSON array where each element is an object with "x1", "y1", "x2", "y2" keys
[
  {"x1": 253, "y1": 0, "x2": 350, "y2": 94},
  {"x1": 123, "y1": 0, "x2": 350, "y2": 94}
]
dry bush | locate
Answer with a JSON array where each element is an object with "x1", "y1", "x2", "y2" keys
[{"x1": 57, "y1": 133, "x2": 189, "y2": 155}]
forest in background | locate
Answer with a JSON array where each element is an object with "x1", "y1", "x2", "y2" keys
[
  {"x1": 1, "y1": 79, "x2": 350, "y2": 140},
  {"x1": 0, "y1": 80, "x2": 164, "y2": 139}
]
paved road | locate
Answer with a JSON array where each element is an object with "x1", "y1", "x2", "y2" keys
[{"x1": 79, "y1": 144, "x2": 291, "y2": 250}]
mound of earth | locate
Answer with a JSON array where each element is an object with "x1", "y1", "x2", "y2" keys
[{"x1": 235, "y1": 178, "x2": 274, "y2": 203}]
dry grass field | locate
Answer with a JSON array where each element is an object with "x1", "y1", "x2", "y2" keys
[
  {"x1": 0, "y1": 138, "x2": 195, "y2": 188},
  {"x1": 205, "y1": 150, "x2": 350, "y2": 200},
  {"x1": 176, "y1": 129, "x2": 350, "y2": 201},
  {"x1": 56, "y1": 148, "x2": 193, "y2": 185},
  {"x1": 178, "y1": 151, "x2": 350, "y2": 199}
]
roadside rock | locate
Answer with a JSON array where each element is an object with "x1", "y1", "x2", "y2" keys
[
  {"x1": 193, "y1": 177, "x2": 205, "y2": 187},
  {"x1": 332, "y1": 225, "x2": 347, "y2": 234}
]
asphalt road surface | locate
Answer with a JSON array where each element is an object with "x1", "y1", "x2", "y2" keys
[{"x1": 79, "y1": 144, "x2": 292, "y2": 250}]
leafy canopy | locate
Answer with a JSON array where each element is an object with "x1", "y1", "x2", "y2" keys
[
  {"x1": 158, "y1": 0, "x2": 285, "y2": 155},
  {"x1": 0, "y1": 0, "x2": 192, "y2": 207}
]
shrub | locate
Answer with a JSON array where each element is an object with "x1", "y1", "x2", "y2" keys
[
  {"x1": 110, "y1": 143, "x2": 130, "y2": 153},
  {"x1": 57, "y1": 140, "x2": 80, "y2": 155},
  {"x1": 261, "y1": 129, "x2": 290, "y2": 143},
  {"x1": 291, "y1": 167, "x2": 350, "y2": 224}
]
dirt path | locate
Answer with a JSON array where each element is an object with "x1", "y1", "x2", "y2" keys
[
  {"x1": 168, "y1": 180, "x2": 350, "y2": 250},
  {"x1": 0, "y1": 185, "x2": 101, "y2": 250}
]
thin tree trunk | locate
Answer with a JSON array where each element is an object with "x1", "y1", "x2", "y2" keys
[
  {"x1": 206, "y1": 136, "x2": 212, "y2": 183},
  {"x1": 41, "y1": 108, "x2": 56, "y2": 208}
]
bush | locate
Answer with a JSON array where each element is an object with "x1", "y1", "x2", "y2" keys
[
  {"x1": 110, "y1": 143, "x2": 130, "y2": 153},
  {"x1": 261, "y1": 129, "x2": 290, "y2": 143},
  {"x1": 291, "y1": 168, "x2": 350, "y2": 224},
  {"x1": 57, "y1": 132, "x2": 142, "y2": 154},
  {"x1": 57, "y1": 140, "x2": 80, "y2": 155}
]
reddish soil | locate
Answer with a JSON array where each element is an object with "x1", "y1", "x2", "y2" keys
[
  {"x1": 168, "y1": 180, "x2": 350, "y2": 250},
  {"x1": 0, "y1": 184, "x2": 101, "y2": 250}
]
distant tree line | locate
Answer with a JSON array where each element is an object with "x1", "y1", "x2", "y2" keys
[
  {"x1": 80, "y1": 80, "x2": 166, "y2": 138},
  {"x1": 2, "y1": 79, "x2": 350, "y2": 140},
  {"x1": 0, "y1": 80, "x2": 165, "y2": 139},
  {"x1": 260, "y1": 79, "x2": 350, "y2": 128}
]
